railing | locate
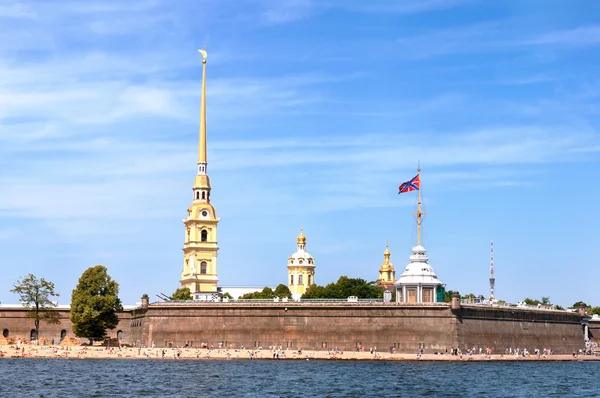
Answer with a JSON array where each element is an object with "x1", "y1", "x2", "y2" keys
[
  {"x1": 151, "y1": 298, "x2": 385, "y2": 305},
  {"x1": 460, "y1": 299, "x2": 567, "y2": 312}
]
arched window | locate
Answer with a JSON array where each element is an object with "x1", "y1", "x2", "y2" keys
[
  {"x1": 200, "y1": 261, "x2": 207, "y2": 274},
  {"x1": 290, "y1": 275, "x2": 294, "y2": 285},
  {"x1": 202, "y1": 191, "x2": 206, "y2": 200},
  {"x1": 60, "y1": 329, "x2": 67, "y2": 341},
  {"x1": 298, "y1": 274, "x2": 303, "y2": 285},
  {"x1": 195, "y1": 191, "x2": 200, "y2": 200},
  {"x1": 308, "y1": 275, "x2": 312, "y2": 285},
  {"x1": 387, "y1": 271, "x2": 391, "y2": 281},
  {"x1": 299, "y1": 259, "x2": 304, "y2": 264},
  {"x1": 30, "y1": 329, "x2": 37, "y2": 341},
  {"x1": 186, "y1": 228, "x2": 190, "y2": 240},
  {"x1": 201, "y1": 230, "x2": 208, "y2": 242},
  {"x1": 2, "y1": 329, "x2": 8, "y2": 338},
  {"x1": 117, "y1": 330, "x2": 124, "y2": 341}
]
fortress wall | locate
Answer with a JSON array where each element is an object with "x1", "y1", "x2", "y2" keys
[
  {"x1": 456, "y1": 305, "x2": 584, "y2": 354},
  {"x1": 588, "y1": 320, "x2": 600, "y2": 343},
  {"x1": 141, "y1": 303, "x2": 457, "y2": 352},
  {"x1": 0, "y1": 307, "x2": 134, "y2": 344},
  {"x1": 1, "y1": 304, "x2": 587, "y2": 353}
]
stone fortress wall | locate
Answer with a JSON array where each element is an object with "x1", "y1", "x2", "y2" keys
[
  {"x1": 135, "y1": 300, "x2": 583, "y2": 354},
  {"x1": 0, "y1": 298, "x2": 585, "y2": 354}
]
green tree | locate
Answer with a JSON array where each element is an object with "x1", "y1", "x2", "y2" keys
[
  {"x1": 222, "y1": 292, "x2": 233, "y2": 300},
  {"x1": 541, "y1": 296, "x2": 551, "y2": 305},
  {"x1": 240, "y1": 287, "x2": 275, "y2": 299},
  {"x1": 463, "y1": 293, "x2": 477, "y2": 300},
  {"x1": 10, "y1": 274, "x2": 61, "y2": 341},
  {"x1": 444, "y1": 290, "x2": 456, "y2": 303},
  {"x1": 171, "y1": 287, "x2": 192, "y2": 301},
  {"x1": 523, "y1": 297, "x2": 541, "y2": 306},
  {"x1": 301, "y1": 276, "x2": 384, "y2": 299},
  {"x1": 554, "y1": 305, "x2": 565, "y2": 310},
  {"x1": 273, "y1": 284, "x2": 293, "y2": 299},
  {"x1": 302, "y1": 284, "x2": 327, "y2": 299},
  {"x1": 571, "y1": 301, "x2": 589, "y2": 309},
  {"x1": 71, "y1": 265, "x2": 123, "y2": 343}
]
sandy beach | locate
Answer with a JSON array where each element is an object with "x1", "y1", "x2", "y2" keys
[{"x1": 1, "y1": 344, "x2": 599, "y2": 362}]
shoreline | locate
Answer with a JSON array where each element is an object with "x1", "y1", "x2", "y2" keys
[{"x1": 1, "y1": 345, "x2": 599, "y2": 362}]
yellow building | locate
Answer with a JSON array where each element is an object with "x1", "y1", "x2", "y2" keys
[
  {"x1": 180, "y1": 51, "x2": 220, "y2": 300},
  {"x1": 287, "y1": 229, "x2": 315, "y2": 300},
  {"x1": 377, "y1": 243, "x2": 396, "y2": 291}
]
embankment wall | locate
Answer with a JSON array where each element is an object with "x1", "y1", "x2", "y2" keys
[
  {"x1": 140, "y1": 302, "x2": 455, "y2": 353},
  {"x1": 0, "y1": 303, "x2": 585, "y2": 354},
  {"x1": 456, "y1": 305, "x2": 583, "y2": 354}
]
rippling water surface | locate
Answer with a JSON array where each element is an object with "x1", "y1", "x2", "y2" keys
[{"x1": 1, "y1": 359, "x2": 598, "y2": 397}]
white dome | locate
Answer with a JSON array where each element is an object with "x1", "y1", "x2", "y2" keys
[
  {"x1": 288, "y1": 249, "x2": 315, "y2": 266},
  {"x1": 396, "y1": 245, "x2": 443, "y2": 285}
]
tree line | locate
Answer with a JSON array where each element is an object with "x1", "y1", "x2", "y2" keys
[{"x1": 10, "y1": 265, "x2": 122, "y2": 344}]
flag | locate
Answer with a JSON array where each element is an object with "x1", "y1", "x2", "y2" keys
[{"x1": 398, "y1": 174, "x2": 420, "y2": 194}]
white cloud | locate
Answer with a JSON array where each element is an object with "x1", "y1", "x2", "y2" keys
[
  {"x1": 526, "y1": 25, "x2": 600, "y2": 47},
  {"x1": 261, "y1": 0, "x2": 312, "y2": 24}
]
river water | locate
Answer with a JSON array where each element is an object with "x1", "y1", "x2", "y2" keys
[{"x1": 0, "y1": 359, "x2": 598, "y2": 397}]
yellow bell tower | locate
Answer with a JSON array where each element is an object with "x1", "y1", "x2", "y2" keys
[{"x1": 180, "y1": 50, "x2": 220, "y2": 300}]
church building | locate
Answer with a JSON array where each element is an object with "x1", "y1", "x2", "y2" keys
[
  {"x1": 179, "y1": 51, "x2": 220, "y2": 301},
  {"x1": 287, "y1": 229, "x2": 316, "y2": 300}
]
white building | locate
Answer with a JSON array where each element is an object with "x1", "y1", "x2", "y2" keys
[{"x1": 395, "y1": 245, "x2": 444, "y2": 303}]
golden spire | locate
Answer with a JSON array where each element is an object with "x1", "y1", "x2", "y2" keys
[
  {"x1": 413, "y1": 166, "x2": 426, "y2": 246},
  {"x1": 383, "y1": 241, "x2": 391, "y2": 262},
  {"x1": 198, "y1": 49, "x2": 208, "y2": 165}
]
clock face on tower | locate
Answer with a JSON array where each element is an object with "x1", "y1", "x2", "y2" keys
[{"x1": 201, "y1": 210, "x2": 209, "y2": 218}]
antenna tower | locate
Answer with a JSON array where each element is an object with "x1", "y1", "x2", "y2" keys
[{"x1": 489, "y1": 241, "x2": 495, "y2": 299}]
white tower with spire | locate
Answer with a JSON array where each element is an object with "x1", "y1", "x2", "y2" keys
[
  {"x1": 395, "y1": 167, "x2": 445, "y2": 303},
  {"x1": 489, "y1": 241, "x2": 495, "y2": 300}
]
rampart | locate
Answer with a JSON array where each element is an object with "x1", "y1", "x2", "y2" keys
[
  {"x1": 455, "y1": 305, "x2": 583, "y2": 353},
  {"x1": 0, "y1": 301, "x2": 585, "y2": 354}
]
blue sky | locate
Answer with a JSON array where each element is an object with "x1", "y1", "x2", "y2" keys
[{"x1": 1, "y1": 0, "x2": 599, "y2": 307}]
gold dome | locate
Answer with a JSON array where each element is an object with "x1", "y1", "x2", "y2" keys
[
  {"x1": 297, "y1": 228, "x2": 306, "y2": 244},
  {"x1": 384, "y1": 244, "x2": 390, "y2": 256}
]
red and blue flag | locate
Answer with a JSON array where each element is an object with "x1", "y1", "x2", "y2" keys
[{"x1": 398, "y1": 174, "x2": 420, "y2": 194}]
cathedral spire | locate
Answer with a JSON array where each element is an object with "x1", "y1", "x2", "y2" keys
[
  {"x1": 181, "y1": 50, "x2": 220, "y2": 299},
  {"x1": 193, "y1": 50, "x2": 211, "y2": 197},
  {"x1": 197, "y1": 49, "x2": 208, "y2": 169}
]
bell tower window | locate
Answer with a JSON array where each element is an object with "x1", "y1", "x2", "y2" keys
[
  {"x1": 202, "y1": 191, "x2": 206, "y2": 200},
  {"x1": 201, "y1": 230, "x2": 208, "y2": 242},
  {"x1": 298, "y1": 274, "x2": 303, "y2": 285},
  {"x1": 195, "y1": 191, "x2": 200, "y2": 200},
  {"x1": 200, "y1": 261, "x2": 207, "y2": 274},
  {"x1": 290, "y1": 275, "x2": 294, "y2": 285}
]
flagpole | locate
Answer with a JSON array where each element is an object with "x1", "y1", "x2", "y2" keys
[{"x1": 415, "y1": 166, "x2": 424, "y2": 246}]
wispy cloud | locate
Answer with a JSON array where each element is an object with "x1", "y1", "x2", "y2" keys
[
  {"x1": 260, "y1": 0, "x2": 312, "y2": 24},
  {"x1": 526, "y1": 25, "x2": 600, "y2": 47},
  {"x1": 330, "y1": 0, "x2": 473, "y2": 14}
]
